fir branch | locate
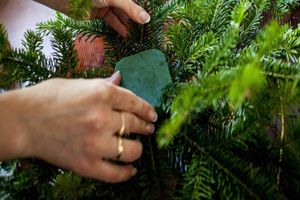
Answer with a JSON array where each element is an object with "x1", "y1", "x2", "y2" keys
[
  {"x1": 22, "y1": 30, "x2": 43, "y2": 53},
  {"x1": 37, "y1": 13, "x2": 107, "y2": 39},
  {"x1": 1, "y1": 30, "x2": 53, "y2": 87},
  {"x1": 183, "y1": 135, "x2": 260, "y2": 199},
  {"x1": 50, "y1": 28, "x2": 78, "y2": 77},
  {"x1": 273, "y1": 0, "x2": 300, "y2": 20},
  {"x1": 0, "y1": 24, "x2": 8, "y2": 52},
  {"x1": 209, "y1": 0, "x2": 237, "y2": 36},
  {"x1": 68, "y1": 0, "x2": 93, "y2": 19},
  {"x1": 2, "y1": 0, "x2": 300, "y2": 199},
  {"x1": 158, "y1": 71, "x2": 233, "y2": 147},
  {"x1": 180, "y1": 159, "x2": 214, "y2": 200},
  {"x1": 237, "y1": 0, "x2": 271, "y2": 48},
  {"x1": 263, "y1": 70, "x2": 299, "y2": 80}
]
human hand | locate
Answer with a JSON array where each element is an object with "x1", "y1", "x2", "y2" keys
[
  {"x1": 90, "y1": 0, "x2": 151, "y2": 37},
  {"x1": 8, "y1": 72, "x2": 157, "y2": 183}
]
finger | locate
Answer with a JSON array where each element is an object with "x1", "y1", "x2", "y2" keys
[
  {"x1": 104, "y1": 0, "x2": 151, "y2": 24},
  {"x1": 87, "y1": 160, "x2": 137, "y2": 183},
  {"x1": 105, "y1": 71, "x2": 121, "y2": 85},
  {"x1": 113, "y1": 8, "x2": 130, "y2": 29},
  {"x1": 104, "y1": 136, "x2": 143, "y2": 163},
  {"x1": 108, "y1": 85, "x2": 158, "y2": 123},
  {"x1": 111, "y1": 111, "x2": 155, "y2": 135},
  {"x1": 102, "y1": 10, "x2": 128, "y2": 37}
]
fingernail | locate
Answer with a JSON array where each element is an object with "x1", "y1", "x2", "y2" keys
[
  {"x1": 112, "y1": 71, "x2": 120, "y2": 78},
  {"x1": 150, "y1": 111, "x2": 158, "y2": 122},
  {"x1": 132, "y1": 168, "x2": 137, "y2": 176},
  {"x1": 146, "y1": 124, "x2": 155, "y2": 134},
  {"x1": 109, "y1": 71, "x2": 119, "y2": 81},
  {"x1": 139, "y1": 11, "x2": 150, "y2": 24}
]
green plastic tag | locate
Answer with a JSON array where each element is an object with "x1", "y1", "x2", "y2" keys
[{"x1": 115, "y1": 49, "x2": 172, "y2": 108}]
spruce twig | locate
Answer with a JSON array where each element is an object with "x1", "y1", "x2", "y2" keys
[{"x1": 183, "y1": 135, "x2": 260, "y2": 199}]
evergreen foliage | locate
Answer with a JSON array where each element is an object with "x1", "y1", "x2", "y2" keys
[
  {"x1": 1, "y1": 0, "x2": 300, "y2": 199},
  {"x1": 68, "y1": 0, "x2": 93, "y2": 19}
]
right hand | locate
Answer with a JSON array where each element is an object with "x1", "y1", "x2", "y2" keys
[{"x1": 90, "y1": 0, "x2": 151, "y2": 37}]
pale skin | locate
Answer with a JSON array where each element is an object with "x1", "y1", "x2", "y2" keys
[
  {"x1": 34, "y1": 0, "x2": 151, "y2": 37},
  {"x1": 0, "y1": 0, "x2": 154, "y2": 183}
]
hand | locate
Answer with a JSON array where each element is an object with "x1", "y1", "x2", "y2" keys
[
  {"x1": 90, "y1": 0, "x2": 151, "y2": 37},
  {"x1": 0, "y1": 72, "x2": 157, "y2": 183}
]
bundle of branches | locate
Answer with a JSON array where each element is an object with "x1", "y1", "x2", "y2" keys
[{"x1": 1, "y1": 0, "x2": 300, "y2": 199}]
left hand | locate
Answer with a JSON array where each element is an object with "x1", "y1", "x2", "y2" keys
[
  {"x1": 0, "y1": 72, "x2": 157, "y2": 183},
  {"x1": 90, "y1": 0, "x2": 151, "y2": 37}
]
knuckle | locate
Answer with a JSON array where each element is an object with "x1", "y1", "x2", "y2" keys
[
  {"x1": 128, "y1": 6, "x2": 135, "y2": 15},
  {"x1": 127, "y1": 141, "x2": 143, "y2": 161},
  {"x1": 86, "y1": 110, "x2": 110, "y2": 132},
  {"x1": 89, "y1": 80, "x2": 113, "y2": 103},
  {"x1": 99, "y1": 82, "x2": 113, "y2": 101},
  {"x1": 128, "y1": 1, "x2": 139, "y2": 16},
  {"x1": 139, "y1": 119, "x2": 147, "y2": 132},
  {"x1": 88, "y1": 112, "x2": 102, "y2": 130},
  {"x1": 136, "y1": 118, "x2": 146, "y2": 133},
  {"x1": 136, "y1": 97, "x2": 147, "y2": 115},
  {"x1": 99, "y1": 165, "x2": 133, "y2": 183},
  {"x1": 114, "y1": 170, "x2": 131, "y2": 183},
  {"x1": 135, "y1": 141, "x2": 143, "y2": 158},
  {"x1": 128, "y1": 97, "x2": 137, "y2": 112},
  {"x1": 102, "y1": 170, "x2": 120, "y2": 183},
  {"x1": 125, "y1": 113, "x2": 135, "y2": 132},
  {"x1": 128, "y1": 114, "x2": 146, "y2": 133},
  {"x1": 140, "y1": 99, "x2": 146, "y2": 112},
  {"x1": 110, "y1": 172, "x2": 122, "y2": 183},
  {"x1": 128, "y1": 147, "x2": 138, "y2": 160}
]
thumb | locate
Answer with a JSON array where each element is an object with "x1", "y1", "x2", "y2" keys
[
  {"x1": 96, "y1": 0, "x2": 151, "y2": 24},
  {"x1": 106, "y1": 71, "x2": 121, "y2": 85}
]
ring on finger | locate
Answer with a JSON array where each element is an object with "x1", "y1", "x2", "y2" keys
[
  {"x1": 118, "y1": 112, "x2": 126, "y2": 136},
  {"x1": 116, "y1": 136, "x2": 124, "y2": 160}
]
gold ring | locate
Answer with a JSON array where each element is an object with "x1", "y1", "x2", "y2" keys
[
  {"x1": 116, "y1": 136, "x2": 124, "y2": 160},
  {"x1": 118, "y1": 112, "x2": 126, "y2": 136},
  {"x1": 116, "y1": 112, "x2": 125, "y2": 159}
]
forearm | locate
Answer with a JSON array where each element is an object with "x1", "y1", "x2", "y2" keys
[
  {"x1": 34, "y1": 0, "x2": 69, "y2": 15},
  {"x1": 0, "y1": 90, "x2": 29, "y2": 160}
]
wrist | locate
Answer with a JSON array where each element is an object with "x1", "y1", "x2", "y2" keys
[{"x1": 0, "y1": 89, "x2": 31, "y2": 160}]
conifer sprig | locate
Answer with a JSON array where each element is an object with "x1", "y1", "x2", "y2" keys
[{"x1": 1, "y1": 0, "x2": 300, "y2": 199}]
